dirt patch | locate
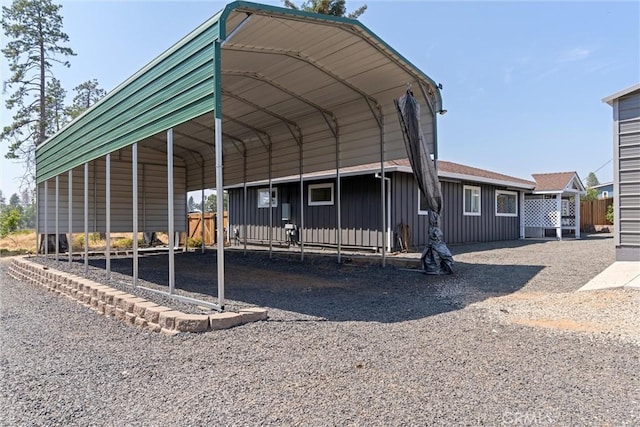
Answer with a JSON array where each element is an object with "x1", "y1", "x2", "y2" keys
[{"x1": 511, "y1": 317, "x2": 608, "y2": 333}]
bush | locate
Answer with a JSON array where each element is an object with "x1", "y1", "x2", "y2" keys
[
  {"x1": 606, "y1": 204, "x2": 614, "y2": 225},
  {"x1": 112, "y1": 237, "x2": 133, "y2": 249},
  {"x1": 188, "y1": 236, "x2": 203, "y2": 248}
]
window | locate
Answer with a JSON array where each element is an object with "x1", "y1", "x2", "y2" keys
[
  {"x1": 495, "y1": 190, "x2": 518, "y2": 217},
  {"x1": 418, "y1": 190, "x2": 429, "y2": 215},
  {"x1": 257, "y1": 188, "x2": 277, "y2": 208},
  {"x1": 308, "y1": 183, "x2": 334, "y2": 206},
  {"x1": 463, "y1": 185, "x2": 481, "y2": 216}
]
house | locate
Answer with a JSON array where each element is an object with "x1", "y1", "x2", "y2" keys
[
  {"x1": 590, "y1": 182, "x2": 614, "y2": 199},
  {"x1": 603, "y1": 83, "x2": 640, "y2": 262},
  {"x1": 227, "y1": 159, "x2": 538, "y2": 251},
  {"x1": 523, "y1": 172, "x2": 586, "y2": 239}
]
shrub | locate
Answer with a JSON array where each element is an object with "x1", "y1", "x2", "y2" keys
[
  {"x1": 606, "y1": 204, "x2": 614, "y2": 225},
  {"x1": 188, "y1": 236, "x2": 203, "y2": 248},
  {"x1": 112, "y1": 237, "x2": 133, "y2": 249}
]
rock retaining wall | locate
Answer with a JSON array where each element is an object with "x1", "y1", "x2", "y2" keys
[{"x1": 7, "y1": 257, "x2": 267, "y2": 334}]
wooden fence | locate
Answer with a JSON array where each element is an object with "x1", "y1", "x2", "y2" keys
[
  {"x1": 580, "y1": 198, "x2": 613, "y2": 232},
  {"x1": 187, "y1": 212, "x2": 228, "y2": 245}
]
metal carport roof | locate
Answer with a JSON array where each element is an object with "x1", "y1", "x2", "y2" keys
[
  {"x1": 36, "y1": 0, "x2": 442, "y2": 186},
  {"x1": 35, "y1": 1, "x2": 444, "y2": 311}
]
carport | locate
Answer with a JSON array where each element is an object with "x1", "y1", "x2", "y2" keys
[{"x1": 35, "y1": 1, "x2": 443, "y2": 311}]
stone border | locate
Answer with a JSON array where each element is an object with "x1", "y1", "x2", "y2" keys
[{"x1": 6, "y1": 257, "x2": 267, "y2": 335}]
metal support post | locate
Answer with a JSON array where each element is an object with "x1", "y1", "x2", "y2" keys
[
  {"x1": 84, "y1": 162, "x2": 89, "y2": 274},
  {"x1": 215, "y1": 117, "x2": 225, "y2": 309},
  {"x1": 106, "y1": 154, "x2": 111, "y2": 280},
  {"x1": 132, "y1": 143, "x2": 139, "y2": 286},
  {"x1": 167, "y1": 129, "x2": 175, "y2": 294},
  {"x1": 68, "y1": 170, "x2": 73, "y2": 264},
  {"x1": 44, "y1": 180, "x2": 48, "y2": 257},
  {"x1": 55, "y1": 175, "x2": 59, "y2": 262}
]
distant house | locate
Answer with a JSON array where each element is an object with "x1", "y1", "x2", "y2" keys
[
  {"x1": 603, "y1": 83, "x2": 640, "y2": 262},
  {"x1": 227, "y1": 159, "x2": 539, "y2": 251},
  {"x1": 523, "y1": 172, "x2": 586, "y2": 239},
  {"x1": 590, "y1": 182, "x2": 614, "y2": 199}
]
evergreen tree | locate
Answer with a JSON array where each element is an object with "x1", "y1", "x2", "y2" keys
[
  {"x1": 585, "y1": 172, "x2": 600, "y2": 188},
  {"x1": 283, "y1": 0, "x2": 367, "y2": 18},
  {"x1": 44, "y1": 77, "x2": 68, "y2": 134},
  {"x1": 66, "y1": 79, "x2": 106, "y2": 120},
  {"x1": 1, "y1": 0, "x2": 75, "y2": 185}
]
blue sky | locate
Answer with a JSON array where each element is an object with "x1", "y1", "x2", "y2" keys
[{"x1": 1, "y1": 0, "x2": 639, "y2": 198}]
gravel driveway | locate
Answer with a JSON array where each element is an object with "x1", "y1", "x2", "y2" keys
[{"x1": 1, "y1": 234, "x2": 638, "y2": 426}]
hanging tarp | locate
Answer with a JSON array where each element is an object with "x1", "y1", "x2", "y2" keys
[
  {"x1": 394, "y1": 89, "x2": 442, "y2": 214},
  {"x1": 395, "y1": 89, "x2": 453, "y2": 274}
]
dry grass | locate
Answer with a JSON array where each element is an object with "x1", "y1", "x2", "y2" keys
[{"x1": 0, "y1": 231, "x2": 170, "y2": 256}]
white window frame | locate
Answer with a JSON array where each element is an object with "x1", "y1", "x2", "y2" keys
[
  {"x1": 418, "y1": 189, "x2": 429, "y2": 215},
  {"x1": 257, "y1": 187, "x2": 278, "y2": 208},
  {"x1": 308, "y1": 183, "x2": 334, "y2": 206},
  {"x1": 463, "y1": 185, "x2": 481, "y2": 216},
  {"x1": 495, "y1": 189, "x2": 518, "y2": 217}
]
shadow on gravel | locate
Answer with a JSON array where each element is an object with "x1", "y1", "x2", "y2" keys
[{"x1": 86, "y1": 248, "x2": 544, "y2": 323}]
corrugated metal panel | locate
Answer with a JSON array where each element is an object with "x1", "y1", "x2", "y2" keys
[
  {"x1": 36, "y1": 20, "x2": 219, "y2": 183},
  {"x1": 38, "y1": 147, "x2": 187, "y2": 233}
]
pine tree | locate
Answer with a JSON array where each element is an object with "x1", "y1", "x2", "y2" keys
[
  {"x1": 66, "y1": 79, "x2": 106, "y2": 120},
  {"x1": 585, "y1": 172, "x2": 600, "y2": 188},
  {"x1": 283, "y1": 0, "x2": 367, "y2": 19},
  {"x1": 1, "y1": 0, "x2": 75, "y2": 184},
  {"x1": 44, "y1": 77, "x2": 67, "y2": 134}
]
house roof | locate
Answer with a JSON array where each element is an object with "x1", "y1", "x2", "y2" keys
[
  {"x1": 602, "y1": 83, "x2": 640, "y2": 105},
  {"x1": 531, "y1": 172, "x2": 586, "y2": 194},
  {"x1": 436, "y1": 160, "x2": 536, "y2": 189},
  {"x1": 226, "y1": 158, "x2": 537, "y2": 190}
]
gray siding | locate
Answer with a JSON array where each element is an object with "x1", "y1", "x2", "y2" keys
[
  {"x1": 228, "y1": 175, "x2": 383, "y2": 249},
  {"x1": 230, "y1": 171, "x2": 523, "y2": 250},
  {"x1": 616, "y1": 90, "x2": 640, "y2": 258}
]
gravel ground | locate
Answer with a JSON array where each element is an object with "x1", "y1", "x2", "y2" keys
[{"x1": 1, "y1": 234, "x2": 639, "y2": 426}]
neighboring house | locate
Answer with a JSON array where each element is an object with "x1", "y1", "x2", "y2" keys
[
  {"x1": 523, "y1": 172, "x2": 586, "y2": 239},
  {"x1": 590, "y1": 182, "x2": 614, "y2": 199},
  {"x1": 227, "y1": 159, "x2": 536, "y2": 251},
  {"x1": 603, "y1": 83, "x2": 640, "y2": 262}
]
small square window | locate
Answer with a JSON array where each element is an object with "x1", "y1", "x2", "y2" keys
[
  {"x1": 464, "y1": 185, "x2": 481, "y2": 216},
  {"x1": 495, "y1": 190, "x2": 518, "y2": 217},
  {"x1": 308, "y1": 183, "x2": 334, "y2": 206},
  {"x1": 258, "y1": 188, "x2": 277, "y2": 208}
]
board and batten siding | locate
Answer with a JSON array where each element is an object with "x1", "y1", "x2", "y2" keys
[
  {"x1": 228, "y1": 175, "x2": 383, "y2": 249},
  {"x1": 37, "y1": 145, "x2": 187, "y2": 233},
  {"x1": 391, "y1": 173, "x2": 521, "y2": 247},
  {"x1": 229, "y1": 171, "x2": 523, "y2": 251},
  {"x1": 615, "y1": 90, "x2": 640, "y2": 259}
]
